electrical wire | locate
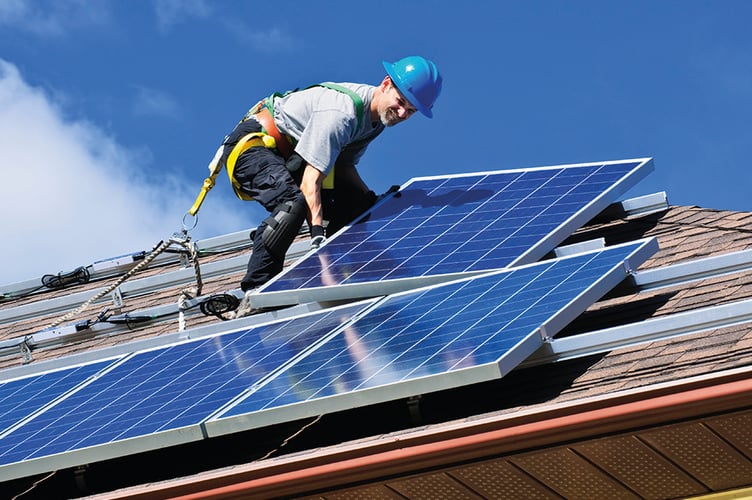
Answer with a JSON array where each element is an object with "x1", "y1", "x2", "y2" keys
[
  {"x1": 198, "y1": 293, "x2": 240, "y2": 319},
  {"x1": 41, "y1": 267, "x2": 91, "y2": 289},
  {"x1": 255, "y1": 415, "x2": 323, "y2": 462},
  {"x1": 10, "y1": 469, "x2": 57, "y2": 500},
  {"x1": 104, "y1": 312, "x2": 174, "y2": 328},
  {"x1": 99, "y1": 293, "x2": 240, "y2": 328},
  {"x1": 1, "y1": 266, "x2": 92, "y2": 302}
]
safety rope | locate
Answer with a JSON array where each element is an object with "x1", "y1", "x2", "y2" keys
[
  {"x1": 45, "y1": 233, "x2": 201, "y2": 330},
  {"x1": 177, "y1": 240, "x2": 203, "y2": 331},
  {"x1": 178, "y1": 292, "x2": 189, "y2": 332}
]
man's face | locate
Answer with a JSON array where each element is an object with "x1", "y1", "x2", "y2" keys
[{"x1": 379, "y1": 79, "x2": 418, "y2": 127}]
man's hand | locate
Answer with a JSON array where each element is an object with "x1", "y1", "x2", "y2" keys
[
  {"x1": 310, "y1": 224, "x2": 326, "y2": 249},
  {"x1": 378, "y1": 185, "x2": 401, "y2": 201}
]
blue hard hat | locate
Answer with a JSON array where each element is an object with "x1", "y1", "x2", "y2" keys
[{"x1": 382, "y1": 56, "x2": 442, "y2": 118}]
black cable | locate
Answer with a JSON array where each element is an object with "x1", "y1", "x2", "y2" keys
[
  {"x1": 0, "y1": 266, "x2": 89, "y2": 302},
  {"x1": 66, "y1": 293, "x2": 240, "y2": 331},
  {"x1": 0, "y1": 289, "x2": 45, "y2": 302},
  {"x1": 199, "y1": 293, "x2": 240, "y2": 319},
  {"x1": 41, "y1": 267, "x2": 91, "y2": 290},
  {"x1": 102, "y1": 293, "x2": 241, "y2": 327},
  {"x1": 161, "y1": 247, "x2": 193, "y2": 255},
  {"x1": 1, "y1": 266, "x2": 92, "y2": 302},
  {"x1": 104, "y1": 313, "x2": 168, "y2": 330},
  {"x1": 196, "y1": 245, "x2": 252, "y2": 256}
]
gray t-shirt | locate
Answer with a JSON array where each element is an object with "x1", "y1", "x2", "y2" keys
[{"x1": 272, "y1": 83, "x2": 385, "y2": 175}]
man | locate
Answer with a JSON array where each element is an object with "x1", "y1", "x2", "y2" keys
[{"x1": 222, "y1": 56, "x2": 442, "y2": 317}]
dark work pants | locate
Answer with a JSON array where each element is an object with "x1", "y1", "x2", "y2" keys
[{"x1": 225, "y1": 120, "x2": 303, "y2": 291}]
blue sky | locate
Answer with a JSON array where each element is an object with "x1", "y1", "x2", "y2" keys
[{"x1": 1, "y1": 0, "x2": 751, "y2": 284}]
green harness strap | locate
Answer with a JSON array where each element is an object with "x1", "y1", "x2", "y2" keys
[
  {"x1": 265, "y1": 83, "x2": 364, "y2": 129},
  {"x1": 316, "y1": 83, "x2": 364, "y2": 129}
]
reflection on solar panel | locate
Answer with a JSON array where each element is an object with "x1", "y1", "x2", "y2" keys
[
  {"x1": 256, "y1": 158, "x2": 652, "y2": 307},
  {"x1": 0, "y1": 302, "x2": 371, "y2": 475},
  {"x1": 0, "y1": 359, "x2": 119, "y2": 436},
  {"x1": 207, "y1": 238, "x2": 657, "y2": 435}
]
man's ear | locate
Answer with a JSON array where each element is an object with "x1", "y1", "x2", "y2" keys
[{"x1": 380, "y1": 75, "x2": 392, "y2": 91}]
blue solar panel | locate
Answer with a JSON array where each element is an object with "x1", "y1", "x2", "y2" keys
[
  {"x1": 212, "y1": 238, "x2": 656, "y2": 426},
  {"x1": 0, "y1": 359, "x2": 119, "y2": 436},
  {"x1": 0, "y1": 302, "x2": 371, "y2": 467},
  {"x1": 261, "y1": 159, "x2": 652, "y2": 293}
]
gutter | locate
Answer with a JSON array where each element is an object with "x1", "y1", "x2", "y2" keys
[{"x1": 91, "y1": 367, "x2": 752, "y2": 500}]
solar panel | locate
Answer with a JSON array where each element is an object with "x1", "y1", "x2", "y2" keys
[
  {"x1": 0, "y1": 301, "x2": 373, "y2": 478},
  {"x1": 206, "y1": 237, "x2": 658, "y2": 435},
  {"x1": 251, "y1": 158, "x2": 653, "y2": 308},
  {"x1": 0, "y1": 359, "x2": 120, "y2": 437}
]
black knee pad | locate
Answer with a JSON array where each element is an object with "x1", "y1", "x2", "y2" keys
[{"x1": 261, "y1": 196, "x2": 307, "y2": 261}]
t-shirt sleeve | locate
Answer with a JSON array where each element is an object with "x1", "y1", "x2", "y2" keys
[{"x1": 294, "y1": 109, "x2": 357, "y2": 175}]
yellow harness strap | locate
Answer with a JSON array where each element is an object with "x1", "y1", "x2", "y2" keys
[
  {"x1": 226, "y1": 132, "x2": 277, "y2": 201},
  {"x1": 188, "y1": 132, "x2": 277, "y2": 215},
  {"x1": 188, "y1": 145, "x2": 224, "y2": 216}
]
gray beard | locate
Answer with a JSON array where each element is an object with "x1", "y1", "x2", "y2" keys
[{"x1": 380, "y1": 108, "x2": 400, "y2": 127}]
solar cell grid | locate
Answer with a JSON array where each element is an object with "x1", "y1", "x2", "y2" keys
[
  {"x1": 0, "y1": 359, "x2": 118, "y2": 436},
  {"x1": 261, "y1": 159, "x2": 650, "y2": 294},
  {"x1": 0, "y1": 302, "x2": 370, "y2": 466}
]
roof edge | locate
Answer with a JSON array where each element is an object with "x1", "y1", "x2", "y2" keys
[{"x1": 90, "y1": 366, "x2": 752, "y2": 499}]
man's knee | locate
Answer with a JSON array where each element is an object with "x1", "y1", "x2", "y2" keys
[{"x1": 261, "y1": 194, "x2": 307, "y2": 261}]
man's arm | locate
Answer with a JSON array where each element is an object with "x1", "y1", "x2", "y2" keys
[{"x1": 300, "y1": 164, "x2": 325, "y2": 246}]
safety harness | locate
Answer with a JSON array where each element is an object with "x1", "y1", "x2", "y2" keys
[{"x1": 188, "y1": 83, "x2": 364, "y2": 216}]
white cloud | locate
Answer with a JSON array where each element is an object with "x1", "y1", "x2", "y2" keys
[
  {"x1": 0, "y1": 0, "x2": 25, "y2": 19},
  {"x1": 222, "y1": 19, "x2": 297, "y2": 53},
  {"x1": 151, "y1": 0, "x2": 295, "y2": 51},
  {"x1": 154, "y1": 0, "x2": 210, "y2": 31},
  {"x1": 131, "y1": 85, "x2": 180, "y2": 119},
  {"x1": 0, "y1": 60, "x2": 254, "y2": 285},
  {"x1": 0, "y1": 0, "x2": 111, "y2": 37}
]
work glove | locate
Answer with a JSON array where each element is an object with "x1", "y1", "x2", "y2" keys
[
  {"x1": 377, "y1": 185, "x2": 401, "y2": 202},
  {"x1": 310, "y1": 224, "x2": 326, "y2": 249}
]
